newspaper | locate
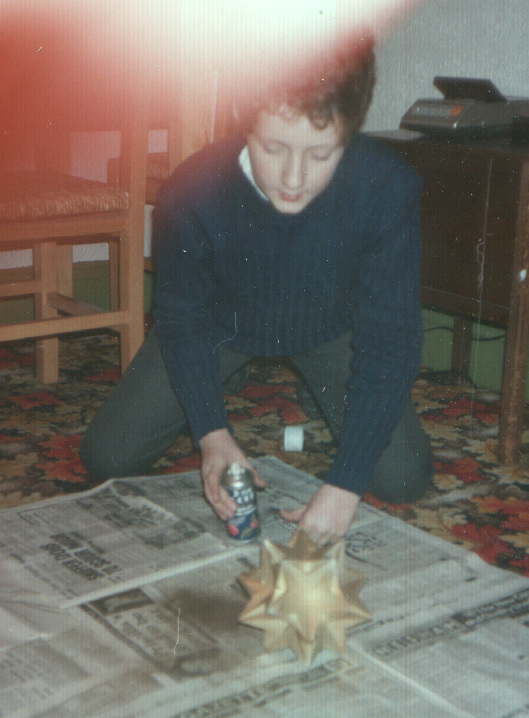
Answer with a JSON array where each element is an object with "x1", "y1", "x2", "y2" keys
[
  {"x1": 0, "y1": 480, "x2": 234, "y2": 607},
  {"x1": 1, "y1": 457, "x2": 529, "y2": 717},
  {"x1": 0, "y1": 457, "x2": 320, "y2": 608},
  {"x1": 102, "y1": 653, "x2": 465, "y2": 718},
  {"x1": 0, "y1": 601, "x2": 166, "y2": 718}
]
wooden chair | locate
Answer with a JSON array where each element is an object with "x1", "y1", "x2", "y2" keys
[{"x1": 0, "y1": 116, "x2": 149, "y2": 383}]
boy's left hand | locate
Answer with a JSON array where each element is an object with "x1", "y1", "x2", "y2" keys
[{"x1": 280, "y1": 484, "x2": 361, "y2": 547}]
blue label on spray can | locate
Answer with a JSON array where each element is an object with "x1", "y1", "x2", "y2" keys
[{"x1": 222, "y1": 465, "x2": 260, "y2": 542}]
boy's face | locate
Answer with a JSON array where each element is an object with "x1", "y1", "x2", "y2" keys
[{"x1": 246, "y1": 108, "x2": 345, "y2": 214}]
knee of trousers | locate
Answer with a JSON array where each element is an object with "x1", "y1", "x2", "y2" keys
[
  {"x1": 368, "y1": 443, "x2": 435, "y2": 505},
  {"x1": 79, "y1": 424, "x2": 144, "y2": 481}
]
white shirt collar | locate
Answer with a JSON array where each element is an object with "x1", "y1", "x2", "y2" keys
[{"x1": 238, "y1": 146, "x2": 269, "y2": 201}]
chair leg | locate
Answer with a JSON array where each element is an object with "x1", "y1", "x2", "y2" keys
[
  {"x1": 34, "y1": 243, "x2": 73, "y2": 383},
  {"x1": 117, "y1": 231, "x2": 145, "y2": 373},
  {"x1": 108, "y1": 238, "x2": 120, "y2": 311},
  {"x1": 56, "y1": 243, "x2": 74, "y2": 296},
  {"x1": 34, "y1": 242, "x2": 59, "y2": 383}
]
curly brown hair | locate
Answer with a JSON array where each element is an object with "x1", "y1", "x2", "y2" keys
[{"x1": 234, "y1": 37, "x2": 376, "y2": 145}]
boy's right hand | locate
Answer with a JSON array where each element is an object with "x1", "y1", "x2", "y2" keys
[{"x1": 199, "y1": 428, "x2": 266, "y2": 520}]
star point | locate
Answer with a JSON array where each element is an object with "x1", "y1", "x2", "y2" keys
[{"x1": 238, "y1": 531, "x2": 371, "y2": 663}]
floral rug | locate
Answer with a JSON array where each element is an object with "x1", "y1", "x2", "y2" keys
[{"x1": 2, "y1": 332, "x2": 529, "y2": 576}]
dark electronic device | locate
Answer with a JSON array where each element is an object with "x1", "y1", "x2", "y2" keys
[{"x1": 400, "y1": 77, "x2": 529, "y2": 136}]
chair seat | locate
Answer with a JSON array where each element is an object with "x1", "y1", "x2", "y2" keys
[{"x1": 0, "y1": 171, "x2": 129, "y2": 222}]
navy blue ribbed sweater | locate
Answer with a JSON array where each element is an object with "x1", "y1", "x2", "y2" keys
[{"x1": 153, "y1": 132, "x2": 423, "y2": 496}]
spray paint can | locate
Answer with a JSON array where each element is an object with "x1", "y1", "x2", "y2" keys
[{"x1": 221, "y1": 463, "x2": 260, "y2": 542}]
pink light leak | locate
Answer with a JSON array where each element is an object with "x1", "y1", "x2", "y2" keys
[
  {"x1": 175, "y1": 0, "x2": 419, "y2": 68},
  {"x1": 133, "y1": 1, "x2": 422, "y2": 102},
  {"x1": 1, "y1": 1, "x2": 420, "y2": 164}
]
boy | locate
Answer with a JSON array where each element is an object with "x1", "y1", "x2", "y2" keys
[{"x1": 81, "y1": 43, "x2": 433, "y2": 546}]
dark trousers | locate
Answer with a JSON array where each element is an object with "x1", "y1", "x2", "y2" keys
[{"x1": 80, "y1": 330, "x2": 434, "y2": 503}]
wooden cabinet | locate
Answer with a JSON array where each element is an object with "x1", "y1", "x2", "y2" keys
[{"x1": 375, "y1": 131, "x2": 529, "y2": 464}]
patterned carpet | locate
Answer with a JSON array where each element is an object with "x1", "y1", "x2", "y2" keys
[{"x1": 2, "y1": 331, "x2": 529, "y2": 576}]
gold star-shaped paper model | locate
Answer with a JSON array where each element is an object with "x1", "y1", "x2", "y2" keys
[{"x1": 238, "y1": 531, "x2": 371, "y2": 664}]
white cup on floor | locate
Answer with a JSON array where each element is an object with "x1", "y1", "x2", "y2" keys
[{"x1": 284, "y1": 426, "x2": 304, "y2": 452}]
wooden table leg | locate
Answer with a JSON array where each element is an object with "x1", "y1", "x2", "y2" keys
[
  {"x1": 498, "y1": 162, "x2": 529, "y2": 465},
  {"x1": 498, "y1": 281, "x2": 529, "y2": 464},
  {"x1": 451, "y1": 317, "x2": 473, "y2": 381}
]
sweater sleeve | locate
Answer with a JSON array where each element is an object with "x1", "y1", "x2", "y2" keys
[
  {"x1": 325, "y1": 174, "x2": 423, "y2": 496},
  {"x1": 153, "y1": 194, "x2": 229, "y2": 444}
]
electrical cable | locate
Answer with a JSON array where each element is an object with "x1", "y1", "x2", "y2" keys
[{"x1": 423, "y1": 326, "x2": 506, "y2": 342}]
